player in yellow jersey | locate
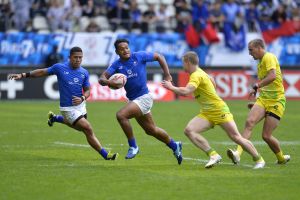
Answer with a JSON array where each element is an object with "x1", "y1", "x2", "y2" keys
[
  {"x1": 162, "y1": 51, "x2": 265, "y2": 169},
  {"x1": 227, "y1": 39, "x2": 290, "y2": 165}
]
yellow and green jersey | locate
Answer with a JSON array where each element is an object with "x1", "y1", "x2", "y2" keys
[
  {"x1": 257, "y1": 52, "x2": 285, "y2": 102},
  {"x1": 188, "y1": 68, "x2": 229, "y2": 113}
]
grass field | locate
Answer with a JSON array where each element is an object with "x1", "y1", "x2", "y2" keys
[{"x1": 0, "y1": 100, "x2": 299, "y2": 200}]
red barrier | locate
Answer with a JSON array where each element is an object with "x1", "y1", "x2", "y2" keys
[{"x1": 178, "y1": 70, "x2": 300, "y2": 100}]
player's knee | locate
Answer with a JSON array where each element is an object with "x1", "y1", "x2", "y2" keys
[
  {"x1": 116, "y1": 111, "x2": 125, "y2": 121},
  {"x1": 245, "y1": 118, "x2": 256, "y2": 128},
  {"x1": 184, "y1": 127, "x2": 192, "y2": 137},
  {"x1": 82, "y1": 125, "x2": 93, "y2": 135},
  {"x1": 262, "y1": 134, "x2": 271, "y2": 142},
  {"x1": 144, "y1": 126, "x2": 156, "y2": 136}
]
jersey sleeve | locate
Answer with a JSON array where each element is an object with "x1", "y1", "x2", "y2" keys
[
  {"x1": 264, "y1": 54, "x2": 277, "y2": 71},
  {"x1": 106, "y1": 62, "x2": 117, "y2": 75},
  {"x1": 136, "y1": 51, "x2": 155, "y2": 62},
  {"x1": 188, "y1": 71, "x2": 202, "y2": 88},
  {"x1": 47, "y1": 64, "x2": 60, "y2": 75},
  {"x1": 83, "y1": 70, "x2": 90, "y2": 88}
]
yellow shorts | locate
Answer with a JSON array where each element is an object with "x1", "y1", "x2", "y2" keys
[
  {"x1": 256, "y1": 97, "x2": 286, "y2": 119},
  {"x1": 198, "y1": 111, "x2": 233, "y2": 126}
]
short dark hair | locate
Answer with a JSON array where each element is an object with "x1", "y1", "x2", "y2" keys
[
  {"x1": 182, "y1": 51, "x2": 199, "y2": 65},
  {"x1": 249, "y1": 39, "x2": 265, "y2": 49},
  {"x1": 69, "y1": 46, "x2": 82, "y2": 56},
  {"x1": 114, "y1": 39, "x2": 129, "y2": 50}
]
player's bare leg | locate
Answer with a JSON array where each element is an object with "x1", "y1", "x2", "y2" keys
[
  {"x1": 222, "y1": 121, "x2": 265, "y2": 168},
  {"x1": 74, "y1": 118, "x2": 118, "y2": 160},
  {"x1": 136, "y1": 113, "x2": 183, "y2": 164},
  {"x1": 116, "y1": 102, "x2": 141, "y2": 159},
  {"x1": 262, "y1": 115, "x2": 290, "y2": 164},
  {"x1": 116, "y1": 102, "x2": 141, "y2": 140},
  {"x1": 184, "y1": 116, "x2": 221, "y2": 168},
  {"x1": 236, "y1": 105, "x2": 265, "y2": 156}
]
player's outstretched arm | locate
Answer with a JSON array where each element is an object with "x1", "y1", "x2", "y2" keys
[
  {"x1": 8, "y1": 69, "x2": 49, "y2": 80},
  {"x1": 162, "y1": 80, "x2": 195, "y2": 96},
  {"x1": 154, "y1": 53, "x2": 172, "y2": 82}
]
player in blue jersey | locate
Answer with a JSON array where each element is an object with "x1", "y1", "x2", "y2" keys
[
  {"x1": 8, "y1": 47, "x2": 118, "y2": 161},
  {"x1": 99, "y1": 39, "x2": 183, "y2": 164}
]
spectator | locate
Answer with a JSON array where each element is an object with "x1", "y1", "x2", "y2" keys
[
  {"x1": 271, "y1": 4, "x2": 287, "y2": 26},
  {"x1": 64, "y1": 0, "x2": 82, "y2": 32},
  {"x1": 245, "y1": 1, "x2": 259, "y2": 32},
  {"x1": 85, "y1": 20, "x2": 101, "y2": 32},
  {"x1": 155, "y1": 4, "x2": 171, "y2": 33},
  {"x1": 30, "y1": 0, "x2": 48, "y2": 18},
  {"x1": 47, "y1": 0, "x2": 65, "y2": 32},
  {"x1": 11, "y1": 0, "x2": 33, "y2": 31},
  {"x1": 222, "y1": 0, "x2": 246, "y2": 51},
  {"x1": 141, "y1": 3, "x2": 157, "y2": 33},
  {"x1": 174, "y1": 0, "x2": 188, "y2": 14},
  {"x1": 209, "y1": 1, "x2": 224, "y2": 32},
  {"x1": 175, "y1": 1, "x2": 192, "y2": 33},
  {"x1": 45, "y1": 45, "x2": 63, "y2": 67},
  {"x1": 107, "y1": 0, "x2": 130, "y2": 31},
  {"x1": 129, "y1": 0, "x2": 142, "y2": 30},
  {"x1": 82, "y1": 0, "x2": 96, "y2": 18},
  {"x1": 0, "y1": 0, "x2": 12, "y2": 32},
  {"x1": 191, "y1": 0, "x2": 209, "y2": 30}
]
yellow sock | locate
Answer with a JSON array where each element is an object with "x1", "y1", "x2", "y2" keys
[
  {"x1": 206, "y1": 149, "x2": 218, "y2": 157},
  {"x1": 237, "y1": 145, "x2": 244, "y2": 156},
  {"x1": 253, "y1": 154, "x2": 264, "y2": 162},
  {"x1": 276, "y1": 151, "x2": 285, "y2": 162}
]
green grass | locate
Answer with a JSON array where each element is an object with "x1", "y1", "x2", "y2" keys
[{"x1": 0, "y1": 100, "x2": 299, "y2": 200}]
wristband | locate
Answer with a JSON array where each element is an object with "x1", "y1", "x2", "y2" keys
[
  {"x1": 21, "y1": 73, "x2": 25, "y2": 78},
  {"x1": 81, "y1": 96, "x2": 86, "y2": 102},
  {"x1": 252, "y1": 83, "x2": 259, "y2": 92},
  {"x1": 25, "y1": 72, "x2": 30, "y2": 78}
]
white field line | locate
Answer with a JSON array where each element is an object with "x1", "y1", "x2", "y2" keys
[
  {"x1": 1, "y1": 140, "x2": 299, "y2": 149},
  {"x1": 53, "y1": 141, "x2": 90, "y2": 148},
  {"x1": 53, "y1": 141, "x2": 118, "y2": 150},
  {"x1": 183, "y1": 157, "x2": 255, "y2": 168},
  {"x1": 183, "y1": 141, "x2": 300, "y2": 146},
  {"x1": 53, "y1": 140, "x2": 300, "y2": 149},
  {"x1": 212, "y1": 141, "x2": 300, "y2": 146}
]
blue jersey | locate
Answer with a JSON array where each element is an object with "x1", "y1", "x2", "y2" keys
[
  {"x1": 47, "y1": 62, "x2": 90, "y2": 107},
  {"x1": 106, "y1": 51, "x2": 155, "y2": 100}
]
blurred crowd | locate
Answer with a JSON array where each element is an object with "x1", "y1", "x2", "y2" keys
[{"x1": 0, "y1": 0, "x2": 299, "y2": 34}]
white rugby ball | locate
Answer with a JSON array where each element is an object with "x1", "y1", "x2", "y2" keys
[{"x1": 108, "y1": 73, "x2": 127, "y2": 89}]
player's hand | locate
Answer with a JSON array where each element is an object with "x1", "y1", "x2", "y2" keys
[
  {"x1": 162, "y1": 80, "x2": 173, "y2": 90},
  {"x1": 72, "y1": 96, "x2": 82, "y2": 106},
  {"x1": 8, "y1": 73, "x2": 22, "y2": 80},
  {"x1": 164, "y1": 74, "x2": 172, "y2": 82},
  {"x1": 248, "y1": 89, "x2": 257, "y2": 99},
  {"x1": 248, "y1": 83, "x2": 258, "y2": 100},
  {"x1": 107, "y1": 80, "x2": 121, "y2": 89},
  {"x1": 247, "y1": 102, "x2": 255, "y2": 110}
]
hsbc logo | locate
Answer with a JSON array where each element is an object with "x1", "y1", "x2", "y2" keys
[
  {"x1": 0, "y1": 79, "x2": 24, "y2": 99},
  {"x1": 283, "y1": 73, "x2": 300, "y2": 97}
]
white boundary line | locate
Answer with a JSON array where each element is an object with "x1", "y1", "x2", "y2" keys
[{"x1": 183, "y1": 157, "x2": 255, "y2": 168}]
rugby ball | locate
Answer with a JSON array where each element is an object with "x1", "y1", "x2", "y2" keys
[{"x1": 108, "y1": 73, "x2": 127, "y2": 89}]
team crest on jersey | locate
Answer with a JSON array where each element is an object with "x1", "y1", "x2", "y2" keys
[
  {"x1": 127, "y1": 70, "x2": 132, "y2": 75},
  {"x1": 133, "y1": 61, "x2": 137, "y2": 66},
  {"x1": 81, "y1": 74, "x2": 85, "y2": 78}
]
